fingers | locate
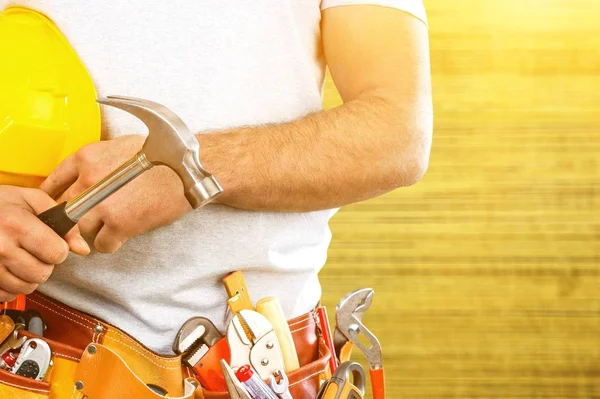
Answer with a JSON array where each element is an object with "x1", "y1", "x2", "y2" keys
[
  {"x1": 0, "y1": 288, "x2": 18, "y2": 303},
  {"x1": 64, "y1": 226, "x2": 91, "y2": 256},
  {"x1": 0, "y1": 247, "x2": 52, "y2": 297},
  {"x1": 94, "y1": 224, "x2": 127, "y2": 254},
  {"x1": 15, "y1": 210, "x2": 70, "y2": 265},
  {"x1": 78, "y1": 211, "x2": 104, "y2": 243},
  {"x1": 0, "y1": 263, "x2": 39, "y2": 295},
  {"x1": 19, "y1": 188, "x2": 61, "y2": 214},
  {"x1": 2, "y1": 248, "x2": 54, "y2": 285},
  {"x1": 19, "y1": 189, "x2": 89, "y2": 255},
  {"x1": 40, "y1": 155, "x2": 79, "y2": 199}
]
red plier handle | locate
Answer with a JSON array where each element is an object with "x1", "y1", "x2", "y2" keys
[{"x1": 370, "y1": 367, "x2": 385, "y2": 399}]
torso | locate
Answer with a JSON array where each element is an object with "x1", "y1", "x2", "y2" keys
[{"x1": 2, "y1": 0, "x2": 332, "y2": 353}]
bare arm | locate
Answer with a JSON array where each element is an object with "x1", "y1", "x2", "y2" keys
[
  {"x1": 40, "y1": 6, "x2": 433, "y2": 253},
  {"x1": 199, "y1": 6, "x2": 433, "y2": 211}
]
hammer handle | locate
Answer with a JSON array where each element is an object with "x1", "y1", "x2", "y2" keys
[
  {"x1": 37, "y1": 201, "x2": 77, "y2": 238},
  {"x1": 4, "y1": 154, "x2": 151, "y2": 314},
  {"x1": 36, "y1": 152, "x2": 152, "y2": 240}
]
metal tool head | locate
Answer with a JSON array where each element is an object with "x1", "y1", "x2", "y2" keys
[
  {"x1": 221, "y1": 359, "x2": 252, "y2": 399},
  {"x1": 97, "y1": 95, "x2": 223, "y2": 208},
  {"x1": 172, "y1": 316, "x2": 223, "y2": 355},
  {"x1": 332, "y1": 361, "x2": 366, "y2": 395},
  {"x1": 0, "y1": 335, "x2": 26, "y2": 357},
  {"x1": 227, "y1": 310, "x2": 286, "y2": 379},
  {"x1": 269, "y1": 369, "x2": 290, "y2": 395},
  {"x1": 334, "y1": 288, "x2": 383, "y2": 369}
]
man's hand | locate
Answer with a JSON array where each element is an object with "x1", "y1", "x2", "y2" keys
[
  {"x1": 41, "y1": 135, "x2": 192, "y2": 254},
  {"x1": 0, "y1": 186, "x2": 89, "y2": 301}
]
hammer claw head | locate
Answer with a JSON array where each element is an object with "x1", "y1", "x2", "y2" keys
[
  {"x1": 97, "y1": 95, "x2": 223, "y2": 208},
  {"x1": 97, "y1": 96, "x2": 191, "y2": 141}
]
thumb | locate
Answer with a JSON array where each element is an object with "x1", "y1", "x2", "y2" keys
[
  {"x1": 22, "y1": 189, "x2": 90, "y2": 256},
  {"x1": 64, "y1": 226, "x2": 91, "y2": 256}
]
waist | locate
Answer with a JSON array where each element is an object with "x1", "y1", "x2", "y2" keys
[{"x1": 25, "y1": 291, "x2": 321, "y2": 396}]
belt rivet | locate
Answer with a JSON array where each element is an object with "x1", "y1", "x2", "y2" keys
[
  {"x1": 266, "y1": 341, "x2": 274, "y2": 349},
  {"x1": 93, "y1": 324, "x2": 104, "y2": 334},
  {"x1": 75, "y1": 381, "x2": 84, "y2": 390},
  {"x1": 88, "y1": 345, "x2": 97, "y2": 355},
  {"x1": 261, "y1": 358, "x2": 269, "y2": 366}
]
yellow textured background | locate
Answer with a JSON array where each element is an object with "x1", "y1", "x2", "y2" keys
[{"x1": 320, "y1": 1, "x2": 600, "y2": 398}]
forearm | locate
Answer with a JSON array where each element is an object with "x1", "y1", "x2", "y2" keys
[{"x1": 199, "y1": 93, "x2": 432, "y2": 212}]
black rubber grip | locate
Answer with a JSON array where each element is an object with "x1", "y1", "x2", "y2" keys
[{"x1": 37, "y1": 201, "x2": 77, "y2": 238}]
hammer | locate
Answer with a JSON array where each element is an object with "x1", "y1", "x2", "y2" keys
[
  {"x1": 4, "y1": 95, "x2": 222, "y2": 314},
  {"x1": 37, "y1": 95, "x2": 223, "y2": 237}
]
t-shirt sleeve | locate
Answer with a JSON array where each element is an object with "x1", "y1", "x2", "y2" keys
[{"x1": 320, "y1": 0, "x2": 428, "y2": 26}]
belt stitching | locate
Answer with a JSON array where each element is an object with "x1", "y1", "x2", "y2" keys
[
  {"x1": 30, "y1": 296, "x2": 315, "y2": 367},
  {"x1": 289, "y1": 369, "x2": 324, "y2": 387},
  {"x1": 106, "y1": 330, "x2": 182, "y2": 364},
  {"x1": 54, "y1": 353, "x2": 81, "y2": 362},
  {"x1": 32, "y1": 295, "x2": 97, "y2": 328},
  {"x1": 31, "y1": 297, "x2": 180, "y2": 365},
  {"x1": 29, "y1": 298, "x2": 180, "y2": 368},
  {"x1": 102, "y1": 334, "x2": 182, "y2": 370},
  {"x1": 27, "y1": 298, "x2": 93, "y2": 332},
  {"x1": 290, "y1": 322, "x2": 315, "y2": 334},
  {"x1": 0, "y1": 379, "x2": 50, "y2": 394},
  {"x1": 107, "y1": 328, "x2": 180, "y2": 363},
  {"x1": 288, "y1": 314, "x2": 312, "y2": 328}
]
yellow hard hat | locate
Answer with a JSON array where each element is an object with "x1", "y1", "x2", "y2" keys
[{"x1": 0, "y1": 7, "x2": 100, "y2": 187}]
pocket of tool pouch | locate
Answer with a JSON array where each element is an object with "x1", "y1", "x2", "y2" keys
[
  {"x1": 0, "y1": 367, "x2": 51, "y2": 397},
  {"x1": 0, "y1": 330, "x2": 85, "y2": 398},
  {"x1": 201, "y1": 337, "x2": 332, "y2": 399}
]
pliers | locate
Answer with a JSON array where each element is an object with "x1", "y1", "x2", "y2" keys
[
  {"x1": 334, "y1": 288, "x2": 385, "y2": 399},
  {"x1": 227, "y1": 309, "x2": 287, "y2": 380}
]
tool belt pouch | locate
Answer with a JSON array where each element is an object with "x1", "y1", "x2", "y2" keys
[
  {"x1": 201, "y1": 313, "x2": 332, "y2": 399},
  {"x1": 0, "y1": 292, "x2": 331, "y2": 399},
  {"x1": 0, "y1": 292, "x2": 197, "y2": 399}
]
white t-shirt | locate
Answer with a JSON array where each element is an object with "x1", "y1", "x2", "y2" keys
[{"x1": 2, "y1": 0, "x2": 427, "y2": 353}]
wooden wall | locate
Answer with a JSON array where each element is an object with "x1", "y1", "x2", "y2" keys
[{"x1": 320, "y1": 1, "x2": 600, "y2": 397}]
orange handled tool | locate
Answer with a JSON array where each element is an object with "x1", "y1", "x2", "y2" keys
[
  {"x1": 369, "y1": 368, "x2": 385, "y2": 399},
  {"x1": 334, "y1": 288, "x2": 385, "y2": 399},
  {"x1": 3, "y1": 294, "x2": 26, "y2": 321},
  {"x1": 188, "y1": 337, "x2": 231, "y2": 391},
  {"x1": 316, "y1": 361, "x2": 366, "y2": 399}
]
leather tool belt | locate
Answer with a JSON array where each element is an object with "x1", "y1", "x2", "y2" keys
[{"x1": 0, "y1": 292, "x2": 332, "y2": 399}]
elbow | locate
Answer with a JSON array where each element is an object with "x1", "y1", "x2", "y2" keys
[
  {"x1": 386, "y1": 113, "x2": 433, "y2": 188},
  {"x1": 401, "y1": 149, "x2": 430, "y2": 186}
]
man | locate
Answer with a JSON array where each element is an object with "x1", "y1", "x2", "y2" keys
[{"x1": 0, "y1": 0, "x2": 432, "y2": 354}]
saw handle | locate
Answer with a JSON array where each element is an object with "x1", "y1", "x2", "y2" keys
[{"x1": 370, "y1": 368, "x2": 385, "y2": 399}]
